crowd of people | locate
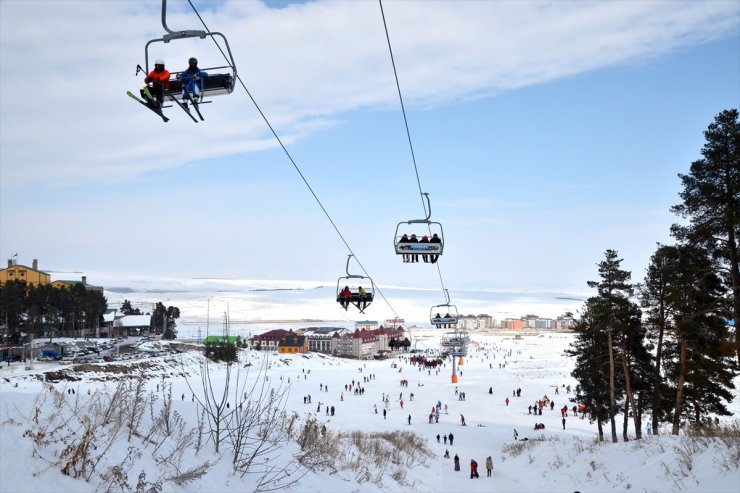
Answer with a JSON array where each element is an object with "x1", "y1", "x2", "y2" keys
[{"x1": 268, "y1": 335, "x2": 587, "y2": 486}]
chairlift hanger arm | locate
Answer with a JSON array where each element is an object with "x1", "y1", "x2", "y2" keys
[{"x1": 145, "y1": 0, "x2": 237, "y2": 78}]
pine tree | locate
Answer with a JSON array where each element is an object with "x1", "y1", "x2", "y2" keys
[
  {"x1": 660, "y1": 243, "x2": 736, "y2": 434},
  {"x1": 586, "y1": 249, "x2": 634, "y2": 442},
  {"x1": 566, "y1": 302, "x2": 611, "y2": 441},
  {"x1": 672, "y1": 109, "x2": 740, "y2": 365},
  {"x1": 639, "y1": 244, "x2": 679, "y2": 435}
]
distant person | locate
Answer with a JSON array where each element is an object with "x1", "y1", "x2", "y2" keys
[
  {"x1": 433, "y1": 313, "x2": 442, "y2": 328},
  {"x1": 454, "y1": 454, "x2": 460, "y2": 471},
  {"x1": 485, "y1": 456, "x2": 493, "y2": 477},
  {"x1": 339, "y1": 286, "x2": 352, "y2": 309},
  {"x1": 409, "y1": 234, "x2": 419, "y2": 262},
  {"x1": 399, "y1": 234, "x2": 411, "y2": 262},
  {"x1": 444, "y1": 449, "x2": 450, "y2": 459},
  {"x1": 429, "y1": 233, "x2": 441, "y2": 263},
  {"x1": 470, "y1": 459, "x2": 479, "y2": 479},
  {"x1": 420, "y1": 235, "x2": 430, "y2": 262},
  {"x1": 358, "y1": 286, "x2": 369, "y2": 311}
]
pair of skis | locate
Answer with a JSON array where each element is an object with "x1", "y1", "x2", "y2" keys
[{"x1": 126, "y1": 88, "x2": 203, "y2": 122}]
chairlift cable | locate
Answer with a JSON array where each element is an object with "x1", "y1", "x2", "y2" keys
[
  {"x1": 379, "y1": 0, "x2": 450, "y2": 304},
  {"x1": 378, "y1": 0, "x2": 426, "y2": 216},
  {"x1": 186, "y1": 0, "x2": 399, "y2": 320}
]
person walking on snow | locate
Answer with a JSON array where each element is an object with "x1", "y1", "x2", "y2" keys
[
  {"x1": 505, "y1": 397, "x2": 510, "y2": 406},
  {"x1": 485, "y1": 456, "x2": 493, "y2": 477},
  {"x1": 454, "y1": 454, "x2": 460, "y2": 471},
  {"x1": 460, "y1": 414, "x2": 466, "y2": 426},
  {"x1": 470, "y1": 459, "x2": 479, "y2": 479}
]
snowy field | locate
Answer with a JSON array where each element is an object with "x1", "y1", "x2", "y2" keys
[
  {"x1": 1, "y1": 329, "x2": 738, "y2": 493},
  {"x1": 91, "y1": 271, "x2": 586, "y2": 336}
]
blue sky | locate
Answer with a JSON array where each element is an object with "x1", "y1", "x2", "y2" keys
[{"x1": 1, "y1": 0, "x2": 739, "y2": 298}]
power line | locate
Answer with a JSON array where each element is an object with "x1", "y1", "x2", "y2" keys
[{"x1": 186, "y1": 0, "x2": 399, "y2": 319}]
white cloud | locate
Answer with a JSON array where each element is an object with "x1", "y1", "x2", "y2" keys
[{"x1": 1, "y1": 0, "x2": 737, "y2": 187}]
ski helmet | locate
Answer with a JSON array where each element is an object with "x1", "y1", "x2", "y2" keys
[
  {"x1": 154, "y1": 59, "x2": 165, "y2": 66},
  {"x1": 189, "y1": 57, "x2": 198, "y2": 65}
]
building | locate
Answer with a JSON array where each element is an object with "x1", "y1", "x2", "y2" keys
[
  {"x1": 500, "y1": 319, "x2": 525, "y2": 330},
  {"x1": 336, "y1": 329, "x2": 377, "y2": 359},
  {"x1": 0, "y1": 258, "x2": 50, "y2": 286},
  {"x1": 51, "y1": 276, "x2": 104, "y2": 294},
  {"x1": 250, "y1": 329, "x2": 290, "y2": 351},
  {"x1": 278, "y1": 333, "x2": 308, "y2": 354},
  {"x1": 458, "y1": 315, "x2": 478, "y2": 330},
  {"x1": 114, "y1": 314, "x2": 153, "y2": 336},
  {"x1": 300, "y1": 327, "x2": 348, "y2": 354},
  {"x1": 477, "y1": 314, "x2": 495, "y2": 329},
  {"x1": 335, "y1": 326, "x2": 405, "y2": 359},
  {"x1": 355, "y1": 321, "x2": 378, "y2": 331}
]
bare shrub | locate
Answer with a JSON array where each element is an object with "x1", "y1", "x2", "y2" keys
[
  {"x1": 330, "y1": 429, "x2": 433, "y2": 488},
  {"x1": 296, "y1": 416, "x2": 338, "y2": 472}
]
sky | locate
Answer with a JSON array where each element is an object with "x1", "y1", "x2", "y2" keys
[
  {"x1": 1, "y1": 332, "x2": 739, "y2": 493},
  {"x1": 1, "y1": 0, "x2": 739, "y2": 300}
]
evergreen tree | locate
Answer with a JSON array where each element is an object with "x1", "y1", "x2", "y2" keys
[
  {"x1": 0, "y1": 280, "x2": 25, "y2": 338},
  {"x1": 120, "y1": 299, "x2": 142, "y2": 315},
  {"x1": 639, "y1": 244, "x2": 679, "y2": 435},
  {"x1": 672, "y1": 109, "x2": 740, "y2": 364},
  {"x1": 660, "y1": 243, "x2": 736, "y2": 434},
  {"x1": 565, "y1": 302, "x2": 611, "y2": 441},
  {"x1": 586, "y1": 249, "x2": 634, "y2": 442}
]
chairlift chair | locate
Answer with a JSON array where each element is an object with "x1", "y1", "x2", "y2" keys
[
  {"x1": 336, "y1": 255, "x2": 374, "y2": 314},
  {"x1": 394, "y1": 193, "x2": 444, "y2": 262},
  {"x1": 430, "y1": 289, "x2": 458, "y2": 328},
  {"x1": 138, "y1": 0, "x2": 237, "y2": 105}
]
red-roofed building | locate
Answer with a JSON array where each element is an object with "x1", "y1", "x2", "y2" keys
[
  {"x1": 335, "y1": 326, "x2": 405, "y2": 359},
  {"x1": 250, "y1": 329, "x2": 290, "y2": 351}
]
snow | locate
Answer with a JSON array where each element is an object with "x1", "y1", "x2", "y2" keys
[{"x1": 1, "y1": 329, "x2": 738, "y2": 493}]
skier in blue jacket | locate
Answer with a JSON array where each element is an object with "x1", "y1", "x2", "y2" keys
[{"x1": 180, "y1": 57, "x2": 208, "y2": 106}]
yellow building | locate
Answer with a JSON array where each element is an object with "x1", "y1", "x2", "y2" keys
[
  {"x1": 277, "y1": 333, "x2": 308, "y2": 354},
  {"x1": 0, "y1": 258, "x2": 50, "y2": 286}
]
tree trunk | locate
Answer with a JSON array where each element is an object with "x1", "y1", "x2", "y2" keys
[
  {"x1": 620, "y1": 337, "x2": 641, "y2": 439},
  {"x1": 652, "y1": 307, "x2": 666, "y2": 435},
  {"x1": 622, "y1": 400, "x2": 629, "y2": 442},
  {"x1": 730, "y1": 236, "x2": 740, "y2": 367},
  {"x1": 672, "y1": 338, "x2": 688, "y2": 435},
  {"x1": 596, "y1": 406, "x2": 604, "y2": 442},
  {"x1": 607, "y1": 326, "x2": 618, "y2": 443}
]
